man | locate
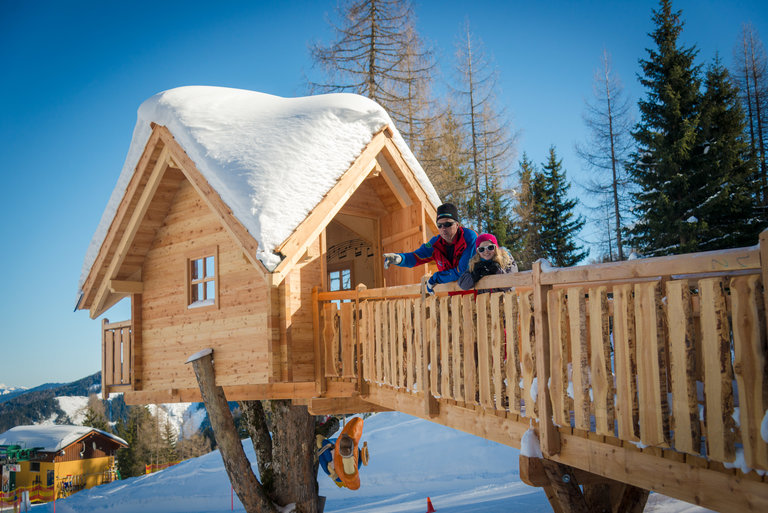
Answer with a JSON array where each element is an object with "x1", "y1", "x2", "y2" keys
[{"x1": 383, "y1": 203, "x2": 477, "y2": 294}]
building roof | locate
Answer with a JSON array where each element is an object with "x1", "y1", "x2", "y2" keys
[
  {"x1": 78, "y1": 86, "x2": 440, "y2": 291},
  {"x1": 0, "y1": 425, "x2": 127, "y2": 453}
]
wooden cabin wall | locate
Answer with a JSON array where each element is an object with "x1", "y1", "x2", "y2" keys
[
  {"x1": 381, "y1": 203, "x2": 430, "y2": 286},
  {"x1": 140, "y1": 178, "x2": 270, "y2": 392},
  {"x1": 278, "y1": 237, "x2": 324, "y2": 382}
]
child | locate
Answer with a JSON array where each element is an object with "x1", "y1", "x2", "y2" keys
[{"x1": 458, "y1": 233, "x2": 518, "y2": 293}]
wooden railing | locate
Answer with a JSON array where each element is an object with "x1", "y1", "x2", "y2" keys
[
  {"x1": 316, "y1": 238, "x2": 768, "y2": 473},
  {"x1": 101, "y1": 318, "x2": 133, "y2": 392}
]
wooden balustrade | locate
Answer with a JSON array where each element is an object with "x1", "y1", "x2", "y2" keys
[
  {"x1": 101, "y1": 318, "x2": 133, "y2": 393},
  {"x1": 316, "y1": 241, "x2": 768, "y2": 473}
]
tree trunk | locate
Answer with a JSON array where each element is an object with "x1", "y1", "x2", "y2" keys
[
  {"x1": 188, "y1": 350, "x2": 277, "y2": 513},
  {"x1": 268, "y1": 400, "x2": 318, "y2": 513}
]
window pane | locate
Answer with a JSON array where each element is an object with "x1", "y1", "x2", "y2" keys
[
  {"x1": 329, "y1": 271, "x2": 340, "y2": 291},
  {"x1": 192, "y1": 283, "x2": 204, "y2": 302},
  {"x1": 206, "y1": 281, "x2": 215, "y2": 300},
  {"x1": 205, "y1": 256, "x2": 215, "y2": 278},
  {"x1": 342, "y1": 269, "x2": 351, "y2": 290},
  {"x1": 191, "y1": 259, "x2": 203, "y2": 280}
]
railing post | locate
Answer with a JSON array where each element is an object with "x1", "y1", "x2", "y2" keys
[
  {"x1": 356, "y1": 283, "x2": 367, "y2": 395},
  {"x1": 533, "y1": 260, "x2": 560, "y2": 456},
  {"x1": 312, "y1": 286, "x2": 327, "y2": 395},
  {"x1": 421, "y1": 275, "x2": 439, "y2": 418},
  {"x1": 760, "y1": 229, "x2": 768, "y2": 319},
  {"x1": 101, "y1": 318, "x2": 109, "y2": 397}
]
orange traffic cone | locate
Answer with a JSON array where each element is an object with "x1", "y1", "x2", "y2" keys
[{"x1": 427, "y1": 496, "x2": 436, "y2": 512}]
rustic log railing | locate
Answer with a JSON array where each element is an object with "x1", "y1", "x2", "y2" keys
[
  {"x1": 101, "y1": 318, "x2": 133, "y2": 393},
  {"x1": 316, "y1": 238, "x2": 768, "y2": 477}
]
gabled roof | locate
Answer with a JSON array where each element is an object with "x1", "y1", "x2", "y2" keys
[
  {"x1": 78, "y1": 86, "x2": 440, "y2": 295},
  {"x1": 0, "y1": 425, "x2": 128, "y2": 452}
]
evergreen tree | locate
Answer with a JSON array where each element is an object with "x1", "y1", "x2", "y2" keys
[
  {"x1": 510, "y1": 154, "x2": 543, "y2": 270},
  {"x1": 696, "y1": 57, "x2": 762, "y2": 248},
  {"x1": 626, "y1": 0, "x2": 703, "y2": 256},
  {"x1": 538, "y1": 147, "x2": 587, "y2": 267},
  {"x1": 161, "y1": 419, "x2": 178, "y2": 463}
]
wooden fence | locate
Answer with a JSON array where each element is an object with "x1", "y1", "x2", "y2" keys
[
  {"x1": 317, "y1": 239, "x2": 768, "y2": 472},
  {"x1": 102, "y1": 318, "x2": 133, "y2": 392}
]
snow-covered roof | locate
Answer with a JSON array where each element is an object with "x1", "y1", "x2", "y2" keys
[
  {"x1": 78, "y1": 86, "x2": 440, "y2": 290},
  {"x1": 0, "y1": 425, "x2": 127, "y2": 452}
]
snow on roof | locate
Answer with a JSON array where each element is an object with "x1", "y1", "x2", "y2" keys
[
  {"x1": 78, "y1": 86, "x2": 440, "y2": 291},
  {"x1": 0, "y1": 424, "x2": 127, "y2": 452}
]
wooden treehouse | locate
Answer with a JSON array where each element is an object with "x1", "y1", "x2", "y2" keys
[{"x1": 77, "y1": 87, "x2": 768, "y2": 512}]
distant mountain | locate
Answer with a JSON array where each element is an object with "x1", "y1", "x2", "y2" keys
[
  {"x1": 0, "y1": 372, "x2": 206, "y2": 442},
  {"x1": 0, "y1": 373, "x2": 101, "y2": 432}
]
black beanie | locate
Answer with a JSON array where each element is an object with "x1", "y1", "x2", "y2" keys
[{"x1": 436, "y1": 203, "x2": 459, "y2": 222}]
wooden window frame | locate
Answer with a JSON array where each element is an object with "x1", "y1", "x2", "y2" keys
[
  {"x1": 327, "y1": 262, "x2": 354, "y2": 293},
  {"x1": 186, "y1": 246, "x2": 219, "y2": 311}
]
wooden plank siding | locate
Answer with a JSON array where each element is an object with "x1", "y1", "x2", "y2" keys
[{"x1": 140, "y1": 178, "x2": 271, "y2": 391}]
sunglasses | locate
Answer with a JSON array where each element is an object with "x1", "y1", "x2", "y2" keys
[
  {"x1": 437, "y1": 221, "x2": 455, "y2": 229},
  {"x1": 477, "y1": 244, "x2": 496, "y2": 253}
]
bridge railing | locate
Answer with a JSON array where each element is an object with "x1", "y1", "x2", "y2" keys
[{"x1": 315, "y1": 236, "x2": 768, "y2": 472}]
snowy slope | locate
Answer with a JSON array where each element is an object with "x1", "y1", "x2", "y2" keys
[{"x1": 34, "y1": 411, "x2": 714, "y2": 513}]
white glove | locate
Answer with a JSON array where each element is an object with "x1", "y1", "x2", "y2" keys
[{"x1": 383, "y1": 253, "x2": 402, "y2": 269}]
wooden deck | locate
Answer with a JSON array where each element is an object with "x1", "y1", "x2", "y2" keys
[{"x1": 314, "y1": 235, "x2": 768, "y2": 513}]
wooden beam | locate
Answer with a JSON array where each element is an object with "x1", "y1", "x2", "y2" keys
[
  {"x1": 109, "y1": 280, "x2": 144, "y2": 294},
  {"x1": 123, "y1": 381, "x2": 357, "y2": 404},
  {"x1": 79, "y1": 127, "x2": 165, "y2": 309},
  {"x1": 90, "y1": 146, "x2": 170, "y2": 318},
  {"x1": 375, "y1": 154, "x2": 412, "y2": 208},
  {"x1": 272, "y1": 130, "x2": 388, "y2": 283},
  {"x1": 305, "y1": 397, "x2": 392, "y2": 415}
]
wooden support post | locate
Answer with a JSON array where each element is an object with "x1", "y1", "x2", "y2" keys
[
  {"x1": 186, "y1": 349, "x2": 274, "y2": 513},
  {"x1": 540, "y1": 459, "x2": 590, "y2": 513},
  {"x1": 312, "y1": 287, "x2": 327, "y2": 395},
  {"x1": 533, "y1": 260, "x2": 560, "y2": 455},
  {"x1": 421, "y1": 276, "x2": 439, "y2": 417}
]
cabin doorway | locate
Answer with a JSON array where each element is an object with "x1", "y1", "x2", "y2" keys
[{"x1": 325, "y1": 216, "x2": 381, "y2": 291}]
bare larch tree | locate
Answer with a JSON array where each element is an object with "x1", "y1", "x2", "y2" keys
[{"x1": 576, "y1": 50, "x2": 633, "y2": 261}]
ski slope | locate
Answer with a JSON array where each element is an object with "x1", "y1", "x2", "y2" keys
[{"x1": 33, "y1": 411, "x2": 712, "y2": 513}]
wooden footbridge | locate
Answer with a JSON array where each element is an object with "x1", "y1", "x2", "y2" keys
[{"x1": 310, "y1": 237, "x2": 768, "y2": 513}]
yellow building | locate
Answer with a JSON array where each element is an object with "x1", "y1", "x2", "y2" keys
[{"x1": 0, "y1": 425, "x2": 127, "y2": 502}]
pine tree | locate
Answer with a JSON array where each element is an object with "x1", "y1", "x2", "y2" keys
[
  {"x1": 510, "y1": 154, "x2": 543, "y2": 270},
  {"x1": 538, "y1": 147, "x2": 587, "y2": 267},
  {"x1": 626, "y1": 0, "x2": 703, "y2": 256},
  {"x1": 696, "y1": 57, "x2": 762, "y2": 248}
]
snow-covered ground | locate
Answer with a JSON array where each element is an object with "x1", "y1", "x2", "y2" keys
[{"x1": 32, "y1": 411, "x2": 713, "y2": 513}]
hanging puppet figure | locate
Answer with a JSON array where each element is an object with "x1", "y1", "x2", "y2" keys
[{"x1": 317, "y1": 416, "x2": 369, "y2": 490}]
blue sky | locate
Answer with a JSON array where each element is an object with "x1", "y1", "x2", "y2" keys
[{"x1": 1, "y1": 0, "x2": 766, "y2": 387}]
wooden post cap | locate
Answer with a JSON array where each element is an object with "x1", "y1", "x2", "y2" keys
[{"x1": 186, "y1": 348, "x2": 213, "y2": 364}]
